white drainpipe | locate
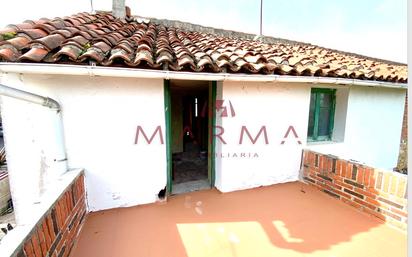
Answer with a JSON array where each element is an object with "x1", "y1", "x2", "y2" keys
[
  {"x1": 0, "y1": 83, "x2": 67, "y2": 224},
  {"x1": 0, "y1": 83, "x2": 60, "y2": 111}
]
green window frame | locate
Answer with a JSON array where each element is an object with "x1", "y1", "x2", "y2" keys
[{"x1": 307, "y1": 88, "x2": 336, "y2": 142}]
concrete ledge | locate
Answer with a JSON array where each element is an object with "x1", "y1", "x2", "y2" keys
[{"x1": 0, "y1": 168, "x2": 85, "y2": 257}]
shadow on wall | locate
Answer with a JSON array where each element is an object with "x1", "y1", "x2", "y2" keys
[{"x1": 69, "y1": 181, "x2": 405, "y2": 257}]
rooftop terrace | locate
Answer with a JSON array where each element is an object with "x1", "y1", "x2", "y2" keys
[{"x1": 70, "y1": 182, "x2": 406, "y2": 257}]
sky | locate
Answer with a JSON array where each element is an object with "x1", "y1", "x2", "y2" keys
[{"x1": 0, "y1": 0, "x2": 407, "y2": 63}]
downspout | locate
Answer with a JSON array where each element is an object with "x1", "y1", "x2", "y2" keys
[
  {"x1": 0, "y1": 83, "x2": 67, "y2": 167},
  {"x1": 0, "y1": 83, "x2": 60, "y2": 111}
]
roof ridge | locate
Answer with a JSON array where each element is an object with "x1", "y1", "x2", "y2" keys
[
  {"x1": 136, "y1": 14, "x2": 406, "y2": 66},
  {"x1": 0, "y1": 11, "x2": 407, "y2": 83}
]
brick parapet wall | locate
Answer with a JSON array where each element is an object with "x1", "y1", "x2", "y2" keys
[
  {"x1": 12, "y1": 173, "x2": 86, "y2": 257},
  {"x1": 302, "y1": 150, "x2": 407, "y2": 230}
]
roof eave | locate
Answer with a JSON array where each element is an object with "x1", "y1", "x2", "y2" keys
[{"x1": 0, "y1": 63, "x2": 407, "y2": 89}]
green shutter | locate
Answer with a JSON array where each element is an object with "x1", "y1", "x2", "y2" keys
[{"x1": 307, "y1": 88, "x2": 336, "y2": 142}]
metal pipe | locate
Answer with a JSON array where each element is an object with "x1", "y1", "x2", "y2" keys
[
  {"x1": 90, "y1": 0, "x2": 94, "y2": 14},
  {"x1": 0, "y1": 83, "x2": 60, "y2": 111},
  {"x1": 260, "y1": 0, "x2": 263, "y2": 36},
  {"x1": 0, "y1": 63, "x2": 406, "y2": 89}
]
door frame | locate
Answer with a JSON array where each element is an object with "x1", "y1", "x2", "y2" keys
[{"x1": 164, "y1": 80, "x2": 217, "y2": 195}]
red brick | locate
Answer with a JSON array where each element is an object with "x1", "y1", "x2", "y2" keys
[
  {"x1": 308, "y1": 174, "x2": 318, "y2": 182},
  {"x1": 342, "y1": 197, "x2": 362, "y2": 210},
  {"x1": 329, "y1": 158, "x2": 335, "y2": 173},
  {"x1": 46, "y1": 214, "x2": 56, "y2": 240},
  {"x1": 63, "y1": 192, "x2": 70, "y2": 213},
  {"x1": 370, "y1": 170, "x2": 377, "y2": 189},
  {"x1": 365, "y1": 197, "x2": 380, "y2": 207},
  {"x1": 379, "y1": 209, "x2": 402, "y2": 221},
  {"x1": 363, "y1": 207, "x2": 386, "y2": 221},
  {"x1": 353, "y1": 198, "x2": 377, "y2": 211},
  {"x1": 304, "y1": 151, "x2": 309, "y2": 165},
  {"x1": 346, "y1": 163, "x2": 353, "y2": 179},
  {"x1": 55, "y1": 202, "x2": 63, "y2": 229},
  {"x1": 41, "y1": 219, "x2": 52, "y2": 249},
  {"x1": 61, "y1": 198, "x2": 68, "y2": 226},
  {"x1": 24, "y1": 241, "x2": 35, "y2": 257},
  {"x1": 62, "y1": 198, "x2": 69, "y2": 226},
  {"x1": 391, "y1": 207, "x2": 407, "y2": 217},
  {"x1": 309, "y1": 152, "x2": 314, "y2": 166},
  {"x1": 323, "y1": 155, "x2": 329, "y2": 174},
  {"x1": 341, "y1": 161, "x2": 347, "y2": 177},
  {"x1": 56, "y1": 230, "x2": 69, "y2": 254},
  {"x1": 319, "y1": 155, "x2": 324, "y2": 171},
  {"x1": 68, "y1": 191, "x2": 74, "y2": 211},
  {"x1": 364, "y1": 167, "x2": 372, "y2": 187},
  {"x1": 31, "y1": 233, "x2": 42, "y2": 257},
  {"x1": 335, "y1": 159, "x2": 342, "y2": 176},
  {"x1": 324, "y1": 157, "x2": 330, "y2": 173},
  {"x1": 37, "y1": 228, "x2": 47, "y2": 256},
  {"x1": 332, "y1": 183, "x2": 342, "y2": 191},
  {"x1": 335, "y1": 180, "x2": 353, "y2": 191},
  {"x1": 312, "y1": 153, "x2": 317, "y2": 167},
  {"x1": 366, "y1": 186, "x2": 379, "y2": 195},
  {"x1": 58, "y1": 199, "x2": 66, "y2": 229},
  {"x1": 354, "y1": 188, "x2": 376, "y2": 199},
  {"x1": 356, "y1": 166, "x2": 365, "y2": 184},
  {"x1": 333, "y1": 189, "x2": 352, "y2": 199}
]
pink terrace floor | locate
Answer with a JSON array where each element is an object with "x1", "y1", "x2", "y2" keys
[{"x1": 70, "y1": 182, "x2": 406, "y2": 257}]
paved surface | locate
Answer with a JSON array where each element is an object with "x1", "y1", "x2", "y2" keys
[
  {"x1": 71, "y1": 182, "x2": 406, "y2": 257},
  {"x1": 172, "y1": 179, "x2": 210, "y2": 195}
]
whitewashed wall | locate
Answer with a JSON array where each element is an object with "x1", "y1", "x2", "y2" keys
[
  {"x1": 309, "y1": 86, "x2": 406, "y2": 170},
  {"x1": 0, "y1": 73, "x2": 166, "y2": 212},
  {"x1": 215, "y1": 81, "x2": 311, "y2": 192},
  {"x1": 0, "y1": 73, "x2": 406, "y2": 212}
]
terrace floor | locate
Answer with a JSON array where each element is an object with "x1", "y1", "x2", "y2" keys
[{"x1": 70, "y1": 182, "x2": 406, "y2": 257}]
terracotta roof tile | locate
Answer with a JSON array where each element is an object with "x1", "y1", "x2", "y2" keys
[
  {"x1": 19, "y1": 47, "x2": 49, "y2": 62},
  {"x1": 0, "y1": 11, "x2": 407, "y2": 83},
  {"x1": 0, "y1": 46, "x2": 19, "y2": 62}
]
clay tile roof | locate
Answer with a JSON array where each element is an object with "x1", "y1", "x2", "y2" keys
[{"x1": 0, "y1": 11, "x2": 407, "y2": 83}]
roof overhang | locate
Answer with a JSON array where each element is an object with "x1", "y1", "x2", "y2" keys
[{"x1": 0, "y1": 63, "x2": 407, "y2": 89}]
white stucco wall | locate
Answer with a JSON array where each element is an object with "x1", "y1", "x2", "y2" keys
[
  {"x1": 308, "y1": 86, "x2": 406, "y2": 170},
  {"x1": 215, "y1": 81, "x2": 311, "y2": 192},
  {"x1": 1, "y1": 73, "x2": 167, "y2": 212},
  {"x1": 0, "y1": 72, "x2": 406, "y2": 213}
]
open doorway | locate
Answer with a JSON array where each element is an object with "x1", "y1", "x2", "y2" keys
[{"x1": 167, "y1": 80, "x2": 214, "y2": 195}]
